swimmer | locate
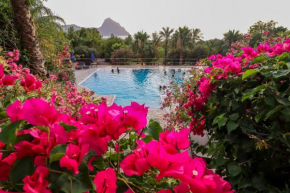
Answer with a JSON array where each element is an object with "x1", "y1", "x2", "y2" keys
[{"x1": 111, "y1": 69, "x2": 114, "y2": 73}]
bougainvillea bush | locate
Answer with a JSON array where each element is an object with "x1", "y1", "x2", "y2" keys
[
  {"x1": 0, "y1": 48, "x2": 234, "y2": 193},
  {"x1": 163, "y1": 36, "x2": 290, "y2": 192}
]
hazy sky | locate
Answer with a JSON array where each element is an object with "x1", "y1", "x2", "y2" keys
[{"x1": 44, "y1": 0, "x2": 290, "y2": 40}]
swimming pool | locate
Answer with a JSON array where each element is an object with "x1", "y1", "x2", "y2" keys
[{"x1": 80, "y1": 67, "x2": 190, "y2": 109}]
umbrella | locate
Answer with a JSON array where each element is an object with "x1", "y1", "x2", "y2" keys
[
  {"x1": 90, "y1": 51, "x2": 96, "y2": 61},
  {"x1": 70, "y1": 52, "x2": 77, "y2": 62}
]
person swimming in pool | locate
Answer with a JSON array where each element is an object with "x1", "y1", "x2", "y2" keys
[
  {"x1": 117, "y1": 67, "x2": 120, "y2": 73},
  {"x1": 111, "y1": 69, "x2": 114, "y2": 73}
]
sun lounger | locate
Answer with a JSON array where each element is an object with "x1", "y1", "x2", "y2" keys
[
  {"x1": 75, "y1": 62, "x2": 85, "y2": 69},
  {"x1": 83, "y1": 60, "x2": 91, "y2": 68}
]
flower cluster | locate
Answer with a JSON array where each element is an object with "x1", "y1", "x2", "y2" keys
[{"x1": 165, "y1": 39, "x2": 290, "y2": 136}]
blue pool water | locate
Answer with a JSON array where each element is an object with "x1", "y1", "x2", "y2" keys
[{"x1": 80, "y1": 68, "x2": 190, "y2": 109}]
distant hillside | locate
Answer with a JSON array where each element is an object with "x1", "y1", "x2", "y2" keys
[
  {"x1": 62, "y1": 18, "x2": 130, "y2": 37},
  {"x1": 62, "y1": 24, "x2": 82, "y2": 33}
]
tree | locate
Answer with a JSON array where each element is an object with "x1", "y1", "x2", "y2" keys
[
  {"x1": 10, "y1": 0, "x2": 47, "y2": 76},
  {"x1": 205, "y1": 39, "x2": 226, "y2": 55},
  {"x1": 223, "y1": 30, "x2": 243, "y2": 49},
  {"x1": 151, "y1": 32, "x2": 161, "y2": 47},
  {"x1": 124, "y1": 35, "x2": 133, "y2": 46},
  {"x1": 159, "y1": 27, "x2": 174, "y2": 61},
  {"x1": 248, "y1": 20, "x2": 277, "y2": 35},
  {"x1": 191, "y1": 28, "x2": 203, "y2": 47},
  {"x1": 133, "y1": 31, "x2": 150, "y2": 64},
  {"x1": 173, "y1": 26, "x2": 192, "y2": 65}
]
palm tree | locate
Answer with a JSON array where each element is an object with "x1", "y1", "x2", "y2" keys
[
  {"x1": 174, "y1": 26, "x2": 192, "y2": 65},
  {"x1": 223, "y1": 30, "x2": 243, "y2": 49},
  {"x1": 10, "y1": 0, "x2": 47, "y2": 77},
  {"x1": 151, "y1": 32, "x2": 161, "y2": 47},
  {"x1": 133, "y1": 31, "x2": 150, "y2": 64},
  {"x1": 191, "y1": 28, "x2": 203, "y2": 48},
  {"x1": 159, "y1": 27, "x2": 174, "y2": 62},
  {"x1": 205, "y1": 39, "x2": 227, "y2": 55}
]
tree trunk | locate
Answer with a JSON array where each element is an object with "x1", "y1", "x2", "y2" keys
[
  {"x1": 179, "y1": 51, "x2": 184, "y2": 65},
  {"x1": 164, "y1": 40, "x2": 168, "y2": 64},
  {"x1": 10, "y1": 0, "x2": 47, "y2": 77}
]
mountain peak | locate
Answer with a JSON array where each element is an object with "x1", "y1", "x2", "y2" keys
[
  {"x1": 62, "y1": 18, "x2": 130, "y2": 37},
  {"x1": 99, "y1": 18, "x2": 130, "y2": 37}
]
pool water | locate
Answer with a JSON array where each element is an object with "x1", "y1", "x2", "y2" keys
[{"x1": 80, "y1": 68, "x2": 189, "y2": 109}]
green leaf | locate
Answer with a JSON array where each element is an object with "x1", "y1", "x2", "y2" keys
[
  {"x1": 242, "y1": 69, "x2": 258, "y2": 80},
  {"x1": 255, "y1": 110, "x2": 267, "y2": 122},
  {"x1": 265, "y1": 105, "x2": 284, "y2": 119},
  {"x1": 10, "y1": 157, "x2": 34, "y2": 191},
  {"x1": 227, "y1": 122, "x2": 239, "y2": 134},
  {"x1": 0, "y1": 111, "x2": 8, "y2": 119},
  {"x1": 142, "y1": 135, "x2": 153, "y2": 143},
  {"x1": 212, "y1": 113, "x2": 225, "y2": 125},
  {"x1": 273, "y1": 69, "x2": 290, "y2": 79},
  {"x1": 252, "y1": 56, "x2": 266, "y2": 63},
  {"x1": 60, "y1": 122, "x2": 77, "y2": 131},
  {"x1": 227, "y1": 163, "x2": 242, "y2": 177},
  {"x1": 57, "y1": 162, "x2": 94, "y2": 193},
  {"x1": 145, "y1": 120, "x2": 163, "y2": 140},
  {"x1": 229, "y1": 113, "x2": 239, "y2": 121},
  {"x1": 264, "y1": 97, "x2": 275, "y2": 107},
  {"x1": 241, "y1": 85, "x2": 266, "y2": 102},
  {"x1": 50, "y1": 144, "x2": 67, "y2": 163},
  {"x1": 277, "y1": 98, "x2": 290, "y2": 105},
  {"x1": 238, "y1": 177, "x2": 251, "y2": 189},
  {"x1": 0, "y1": 120, "x2": 24, "y2": 145},
  {"x1": 277, "y1": 52, "x2": 289, "y2": 62},
  {"x1": 91, "y1": 156, "x2": 104, "y2": 170},
  {"x1": 215, "y1": 157, "x2": 227, "y2": 167},
  {"x1": 218, "y1": 117, "x2": 227, "y2": 128},
  {"x1": 36, "y1": 126, "x2": 49, "y2": 132}
]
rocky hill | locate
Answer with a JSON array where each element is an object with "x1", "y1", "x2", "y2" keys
[{"x1": 62, "y1": 18, "x2": 130, "y2": 37}]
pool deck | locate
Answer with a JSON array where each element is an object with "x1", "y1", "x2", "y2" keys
[{"x1": 75, "y1": 64, "x2": 191, "y2": 126}]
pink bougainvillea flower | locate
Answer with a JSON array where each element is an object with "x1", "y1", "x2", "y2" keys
[
  {"x1": 0, "y1": 141, "x2": 5, "y2": 150},
  {"x1": 174, "y1": 183, "x2": 191, "y2": 193},
  {"x1": 2, "y1": 75, "x2": 14, "y2": 86},
  {"x1": 0, "y1": 65, "x2": 4, "y2": 79},
  {"x1": 124, "y1": 189, "x2": 134, "y2": 193},
  {"x1": 22, "y1": 98, "x2": 60, "y2": 126},
  {"x1": 123, "y1": 102, "x2": 148, "y2": 132},
  {"x1": 120, "y1": 153, "x2": 150, "y2": 176},
  {"x1": 78, "y1": 125, "x2": 108, "y2": 156},
  {"x1": 0, "y1": 153, "x2": 16, "y2": 181},
  {"x1": 207, "y1": 55, "x2": 216, "y2": 61},
  {"x1": 6, "y1": 100, "x2": 24, "y2": 122},
  {"x1": 14, "y1": 140, "x2": 44, "y2": 159},
  {"x1": 79, "y1": 103, "x2": 126, "y2": 140},
  {"x1": 94, "y1": 168, "x2": 117, "y2": 193},
  {"x1": 257, "y1": 44, "x2": 270, "y2": 53},
  {"x1": 50, "y1": 123, "x2": 67, "y2": 144},
  {"x1": 120, "y1": 140, "x2": 152, "y2": 176},
  {"x1": 23, "y1": 166, "x2": 51, "y2": 193},
  {"x1": 198, "y1": 77, "x2": 215, "y2": 98},
  {"x1": 242, "y1": 46, "x2": 258, "y2": 60},
  {"x1": 156, "y1": 190, "x2": 172, "y2": 193},
  {"x1": 203, "y1": 174, "x2": 235, "y2": 193},
  {"x1": 159, "y1": 129, "x2": 190, "y2": 150},
  {"x1": 224, "y1": 61, "x2": 241, "y2": 74},
  {"x1": 60, "y1": 144, "x2": 89, "y2": 175}
]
